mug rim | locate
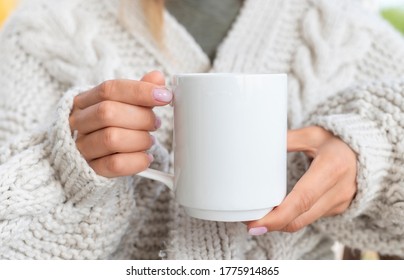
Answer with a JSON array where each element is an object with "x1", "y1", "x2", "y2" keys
[{"x1": 173, "y1": 73, "x2": 287, "y2": 78}]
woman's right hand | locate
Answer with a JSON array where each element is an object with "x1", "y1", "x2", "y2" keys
[{"x1": 69, "y1": 71, "x2": 172, "y2": 178}]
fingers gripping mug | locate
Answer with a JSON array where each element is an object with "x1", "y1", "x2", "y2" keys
[{"x1": 138, "y1": 73, "x2": 287, "y2": 222}]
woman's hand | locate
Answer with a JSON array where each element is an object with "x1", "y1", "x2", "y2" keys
[
  {"x1": 247, "y1": 126, "x2": 357, "y2": 235},
  {"x1": 69, "y1": 71, "x2": 172, "y2": 178}
]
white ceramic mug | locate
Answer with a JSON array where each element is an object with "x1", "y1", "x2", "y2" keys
[{"x1": 138, "y1": 73, "x2": 287, "y2": 222}]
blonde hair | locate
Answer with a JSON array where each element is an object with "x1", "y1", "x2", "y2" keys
[{"x1": 141, "y1": 0, "x2": 165, "y2": 42}]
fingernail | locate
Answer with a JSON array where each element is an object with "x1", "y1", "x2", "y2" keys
[
  {"x1": 147, "y1": 153, "x2": 154, "y2": 163},
  {"x1": 248, "y1": 227, "x2": 268, "y2": 236},
  {"x1": 154, "y1": 117, "x2": 161, "y2": 129},
  {"x1": 153, "y1": 88, "x2": 172, "y2": 103},
  {"x1": 150, "y1": 135, "x2": 156, "y2": 145}
]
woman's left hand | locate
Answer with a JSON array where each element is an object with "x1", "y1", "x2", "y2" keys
[{"x1": 247, "y1": 126, "x2": 357, "y2": 235}]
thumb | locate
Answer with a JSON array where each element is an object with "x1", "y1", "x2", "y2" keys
[{"x1": 141, "y1": 70, "x2": 166, "y2": 86}]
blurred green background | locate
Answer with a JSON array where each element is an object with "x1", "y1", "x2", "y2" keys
[{"x1": 382, "y1": 7, "x2": 404, "y2": 34}]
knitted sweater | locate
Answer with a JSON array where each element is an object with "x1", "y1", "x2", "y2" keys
[{"x1": 1, "y1": 0, "x2": 404, "y2": 259}]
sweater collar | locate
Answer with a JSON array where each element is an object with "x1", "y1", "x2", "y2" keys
[
  {"x1": 102, "y1": 0, "x2": 209, "y2": 74},
  {"x1": 102, "y1": 0, "x2": 304, "y2": 75}
]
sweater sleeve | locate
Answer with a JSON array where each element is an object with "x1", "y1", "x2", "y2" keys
[
  {"x1": 0, "y1": 19, "x2": 169, "y2": 260},
  {"x1": 305, "y1": 23, "x2": 404, "y2": 256},
  {"x1": 0, "y1": 87, "x2": 118, "y2": 215}
]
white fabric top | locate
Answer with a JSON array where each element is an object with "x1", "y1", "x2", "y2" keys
[{"x1": 1, "y1": 0, "x2": 404, "y2": 259}]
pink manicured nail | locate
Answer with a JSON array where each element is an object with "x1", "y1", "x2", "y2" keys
[
  {"x1": 248, "y1": 227, "x2": 268, "y2": 236},
  {"x1": 155, "y1": 117, "x2": 161, "y2": 129},
  {"x1": 147, "y1": 153, "x2": 154, "y2": 163},
  {"x1": 153, "y1": 88, "x2": 172, "y2": 102},
  {"x1": 150, "y1": 135, "x2": 156, "y2": 145}
]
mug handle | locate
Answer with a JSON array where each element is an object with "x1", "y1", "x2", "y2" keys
[{"x1": 137, "y1": 168, "x2": 174, "y2": 190}]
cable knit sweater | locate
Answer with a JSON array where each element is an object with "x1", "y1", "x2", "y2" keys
[{"x1": 1, "y1": 0, "x2": 404, "y2": 260}]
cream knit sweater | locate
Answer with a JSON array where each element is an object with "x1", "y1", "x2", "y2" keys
[{"x1": 1, "y1": 0, "x2": 404, "y2": 259}]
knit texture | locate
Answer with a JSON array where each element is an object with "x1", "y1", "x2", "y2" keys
[{"x1": 1, "y1": 0, "x2": 404, "y2": 259}]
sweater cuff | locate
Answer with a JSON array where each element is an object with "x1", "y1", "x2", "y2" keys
[
  {"x1": 309, "y1": 113, "x2": 392, "y2": 220},
  {"x1": 47, "y1": 88, "x2": 120, "y2": 206}
]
